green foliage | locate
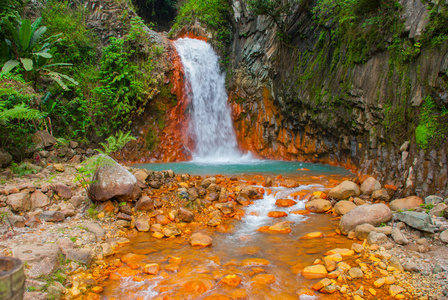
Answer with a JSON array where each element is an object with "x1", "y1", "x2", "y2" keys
[
  {"x1": 415, "y1": 96, "x2": 448, "y2": 150},
  {"x1": 171, "y1": 0, "x2": 232, "y2": 54},
  {"x1": 0, "y1": 0, "x2": 24, "y2": 19},
  {"x1": 0, "y1": 15, "x2": 78, "y2": 90},
  {"x1": 98, "y1": 130, "x2": 136, "y2": 154},
  {"x1": 86, "y1": 206, "x2": 99, "y2": 219},
  {"x1": 10, "y1": 162, "x2": 38, "y2": 177},
  {"x1": 421, "y1": 2, "x2": 448, "y2": 47}
]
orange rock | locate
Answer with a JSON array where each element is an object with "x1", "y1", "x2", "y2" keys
[
  {"x1": 385, "y1": 184, "x2": 398, "y2": 191},
  {"x1": 275, "y1": 199, "x2": 297, "y2": 207},
  {"x1": 109, "y1": 273, "x2": 121, "y2": 280},
  {"x1": 301, "y1": 232, "x2": 324, "y2": 239},
  {"x1": 268, "y1": 221, "x2": 292, "y2": 233},
  {"x1": 86, "y1": 293, "x2": 101, "y2": 300},
  {"x1": 229, "y1": 289, "x2": 247, "y2": 299},
  {"x1": 297, "y1": 168, "x2": 310, "y2": 171},
  {"x1": 164, "y1": 264, "x2": 179, "y2": 272},
  {"x1": 220, "y1": 274, "x2": 242, "y2": 287},
  {"x1": 241, "y1": 258, "x2": 270, "y2": 266},
  {"x1": 203, "y1": 295, "x2": 231, "y2": 300},
  {"x1": 143, "y1": 263, "x2": 160, "y2": 275},
  {"x1": 156, "y1": 214, "x2": 170, "y2": 225},
  {"x1": 116, "y1": 267, "x2": 139, "y2": 277},
  {"x1": 290, "y1": 262, "x2": 304, "y2": 274},
  {"x1": 183, "y1": 280, "x2": 210, "y2": 293},
  {"x1": 168, "y1": 257, "x2": 183, "y2": 265},
  {"x1": 91, "y1": 286, "x2": 103, "y2": 293},
  {"x1": 291, "y1": 210, "x2": 310, "y2": 215},
  {"x1": 251, "y1": 274, "x2": 276, "y2": 285},
  {"x1": 267, "y1": 211, "x2": 288, "y2": 218},
  {"x1": 190, "y1": 233, "x2": 212, "y2": 247},
  {"x1": 280, "y1": 180, "x2": 298, "y2": 188},
  {"x1": 289, "y1": 191, "x2": 305, "y2": 199},
  {"x1": 127, "y1": 262, "x2": 140, "y2": 270},
  {"x1": 121, "y1": 253, "x2": 147, "y2": 264},
  {"x1": 312, "y1": 191, "x2": 327, "y2": 199},
  {"x1": 302, "y1": 265, "x2": 328, "y2": 279}
]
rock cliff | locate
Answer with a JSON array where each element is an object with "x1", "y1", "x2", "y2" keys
[{"x1": 227, "y1": 0, "x2": 448, "y2": 196}]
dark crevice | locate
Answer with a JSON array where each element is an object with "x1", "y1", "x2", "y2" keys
[{"x1": 132, "y1": 0, "x2": 178, "y2": 32}]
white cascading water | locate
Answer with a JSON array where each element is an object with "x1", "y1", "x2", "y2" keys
[{"x1": 174, "y1": 38, "x2": 244, "y2": 162}]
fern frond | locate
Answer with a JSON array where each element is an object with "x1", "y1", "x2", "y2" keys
[{"x1": 0, "y1": 103, "x2": 46, "y2": 123}]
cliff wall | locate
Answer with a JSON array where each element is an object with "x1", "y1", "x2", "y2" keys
[{"x1": 227, "y1": 0, "x2": 448, "y2": 196}]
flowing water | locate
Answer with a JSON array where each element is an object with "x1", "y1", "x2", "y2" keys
[
  {"x1": 174, "y1": 38, "x2": 243, "y2": 162},
  {"x1": 99, "y1": 39, "x2": 355, "y2": 299}
]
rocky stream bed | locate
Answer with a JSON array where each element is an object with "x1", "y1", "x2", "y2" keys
[{"x1": 1, "y1": 159, "x2": 448, "y2": 300}]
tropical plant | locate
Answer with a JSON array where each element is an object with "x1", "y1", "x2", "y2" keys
[{"x1": 0, "y1": 16, "x2": 78, "y2": 90}]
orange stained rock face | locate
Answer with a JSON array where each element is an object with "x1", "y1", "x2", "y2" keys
[
  {"x1": 251, "y1": 274, "x2": 276, "y2": 285},
  {"x1": 291, "y1": 210, "x2": 310, "y2": 215},
  {"x1": 220, "y1": 274, "x2": 242, "y2": 287},
  {"x1": 267, "y1": 211, "x2": 288, "y2": 218},
  {"x1": 275, "y1": 199, "x2": 297, "y2": 207}
]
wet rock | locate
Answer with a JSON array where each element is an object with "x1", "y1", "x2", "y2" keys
[
  {"x1": 267, "y1": 211, "x2": 288, "y2": 218},
  {"x1": 6, "y1": 191, "x2": 31, "y2": 212},
  {"x1": 28, "y1": 256, "x2": 59, "y2": 278},
  {"x1": 302, "y1": 265, "x2": 328, "y2": 279},
  {"x1": 425, "y1": 195, "x2": 444, "y2": 205},
  {"x1": 190, "y1": 232, "x2": 212, "y2": 247},
  {"x1": 367, "y1": 231, "x2": 388, "y2": 245},
  {"x1": 215, "y1": 203, "x2": 234, "y2": 215},
  {"x1": 135, "y1": 196, "x2": 154, "y2": 211},
  {"x1": 201, "y1": 177, "x2": 216, "y2": 188},
  {"x1": 371, "y1": 189, "x2": 390, "y2": 201},
  {"x1": 156, "y1": 214, "x2": 170, "y2": 225},
  {"x1": 328, "y1": 180, "x2": 360, "y2": 200},
  {"x1": 221, "y1": 274, "x2": 242, "y2": 287},
  {"x1": 390, "y1": 196, "x2": 424, "y2": 211},
  {"x1": 251, "y1": 274, "x2": 276, "y2": 285},
  {"x1": 305, "y1": 199, "x2": 332, "y2": 213},
  {"x1": 396, "y1": 211, "x2": 435, "y2": 233},
  {"x1": 179, "y1": 208, "x2": 195, "y2": 222},
  {"x1": 162, "y1": 224, "x2": 181, "y2": 237},
  {"x1": 89, "y1": 156, "x2": 137, "y2": 201},
  {"x1": 39, "y1": 211, "x2": 65, "y2": 222},
  {"x1": 360, "y1": 177, "x2": 381, "y2": 195},
  {"x1": 241, "y1": 258, "x2": 270, "y2": 266},
  {"x1": 54, "y1": 183, "x2": 72, "y2": 199},
  {"x1": 339, "y1": 204, "x2": 392, "y2": 234},
  {"x1": 207, "y1": 218, "x2": 221, "y2": 226},
  {"x1": 30, "y1": 191, "x2": 49, "y2": 209},
  {"x1": 268, "y1": 221, "x2": 292, "y2": 233},
  {"x1": 135, "y1": 214, "x2": 150, "y2": 231},
  {"x1": 334, "y1": 200, "x2": 356, "y2": 215},
  {"x1": 275, "y1": 199, "x2": 296, "y2": 207},
  {"x1": 239, "y1": 185, "x2": 261, "y2": 200},
  {"x1": 143, "y1": 263, "x2": 160, "y2": 275},
  {"x1": 389, "y1": 285, "x2": 405, "y2": 297},
  {"x1": 349, "y1": 267, "x2": 363, "y2": 279}
]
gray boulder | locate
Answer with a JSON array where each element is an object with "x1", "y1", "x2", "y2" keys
[
  {"x1": 392, "y1": 227, "x2": 409, "y2": 245},
  {"x1": 425, "y1": 195, "x2": 444, "y2": 206},
  {"x1": 396, "y1": 211, "x2": 435, "y2": 233},
  {"x1": 339, "y1": 204, "x2": 392, "y2": 234},
  {"x1": 0, "y1": 149, "x2": 12, "y2": 167},
  {"x1": 89, "y1": 156, "x2": 137, "y2": 201},
  {"x1": 328, "y1": 180, "x2": 360, "y2": 200},
  {"x1": 367, "y1": 231, "x2": 388, "y2": 245},
  {"x1": 32, "y1": 130, "x2": 56, "y2": 149},
  {"x1": 360, "y1": 177, "x2": 381, "y2": 195}
]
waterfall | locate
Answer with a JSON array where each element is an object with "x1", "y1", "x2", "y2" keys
[{"x1": 174, "y1": 38, "x2": 243, "y2": 162}]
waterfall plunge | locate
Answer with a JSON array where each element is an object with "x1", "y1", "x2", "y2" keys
[{"x1": 174, "y1": 38, "x2": 248, "y2": 162}]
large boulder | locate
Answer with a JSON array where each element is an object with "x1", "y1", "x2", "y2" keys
[
  {"x1": 32, "y1": 130, "x2": 56, "y2": 149},
  {"x1": 360, "y1": 177, "x2": 381, "y2": 195},
  {"x1": 339, "y1": 204, "x2": 392, "y2": 234},
  {"x1": 6, "y1": 191, "x2": 31, "y2": 212},
  {"x1": 305, "y1": 199, "x2": 332, "y2": 213},
  {"x1": 390, "y1": 196, "x2": 423, "y2": 211},
  {"x1": 396, "y1": 211, "x2": 435, "y2": 233},
  {"x1": 327, "y1": 181, "x2": 360, "y2": 200},
  {"x1": 89, "y1": 156, "x2": 137, "y2": 201},
  {"x1": 334, "y1": 201, "x2": 356, "y2": 215},
  {"x1": 0, "y1": 149, "x2": 13, "y2": 167}
]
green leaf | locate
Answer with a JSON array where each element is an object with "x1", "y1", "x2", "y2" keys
[
  {"x1": 19, "y1": 19, "x2": 32, "y2": 51},
  {"x1": 58, "y1": 73, "x2": 79, "y2": 85},
  {"x1": 30, "y1": 26, "x2": 47, "y2": 49},
  {"x1": 30, "y1": 17, "x2": 42, "y2": 36},
  {"x1": 1, "y1": 60, "x2": 20, "y2": 73},
  {"x1": 20, "y1": 58, "x2": 33, "y2": 71},
  {"x1": 34, "y1": 52, "x2": 52, "y2": 58},
  {"x1": 42, "y1": 63, "x2": 73, "y2": 68},
  {"x1": 2, "y1": 17, "x2": 19, "y2": 46}
]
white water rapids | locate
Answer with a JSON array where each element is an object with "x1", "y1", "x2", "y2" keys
[{"x1": 173, "y1": 38, "x2": 247, "y2": 162}]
